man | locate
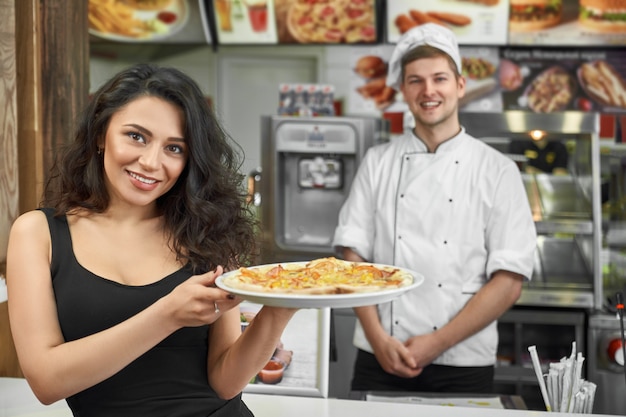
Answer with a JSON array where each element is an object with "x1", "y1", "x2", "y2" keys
[
  {"x1": 332, "y1": 24, "x2": 536, "y2": 393},
  {"x1": 509, "y1": 138, "x2": 569, "y2": 175}
]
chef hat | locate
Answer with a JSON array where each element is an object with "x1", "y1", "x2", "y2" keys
[{"x1": 386, "y1": 23, "x2": 462, "y2": 91}]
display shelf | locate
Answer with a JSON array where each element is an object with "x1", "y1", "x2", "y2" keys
[{"x1": 462, "y1": 111, "x2": 603, "y2": 310}]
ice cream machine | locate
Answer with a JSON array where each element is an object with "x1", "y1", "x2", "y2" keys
[{"x1": 256, "y1": 116, "x2": 388, "y2": 264}]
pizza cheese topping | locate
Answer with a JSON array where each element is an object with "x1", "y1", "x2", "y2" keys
[{"x1": 223, "y1": 257, "x2": 413, "y2": 294}]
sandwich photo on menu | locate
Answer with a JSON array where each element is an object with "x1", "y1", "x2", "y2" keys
[
  {"x1": 579, "y1": 0, "x2": 626, "y2": 32},
  {"x1": 509, "y1": 0, "x2": 562, "y2": 31}
]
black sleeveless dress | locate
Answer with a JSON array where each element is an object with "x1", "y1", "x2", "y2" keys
[{"x1": 41, "y1": 208, "x2": 253, "y2": 417}]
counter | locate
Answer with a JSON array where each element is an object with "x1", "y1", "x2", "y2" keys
[{"x1": 0, "y1": 378, "x2": 615, "y2": 417}]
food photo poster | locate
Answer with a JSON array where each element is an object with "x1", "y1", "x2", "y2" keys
[
  {"x1": 347, "y1": 45, "x2": 504, "y2": 115},
  {"x1": 88, "y1": 0, "x2": 211, "y2": 44},
  {"x1": 274, "y1": 0, "x2": 378, "y2": 44},
  {"x1": 213, "y1": 0, "x2": 279, "y2": 44},
  {"x1": 347, "y1": 45, "x2": 626, "y2": 115},
  {"x1": 508, "y1": 0, "x2": 626, "y2": 46},
  {"x1": 386, "y1": 0, "x2": 511, "y2": 45},
  {"x1": 211, "y1": 0, "x2": 378, "y2": 44},
  {"x1": 86, "y1": 0, "x2": 625, "y2": 46},
  {"x1": 500, "y1": 48, "x2": 626, "y2": 113}
]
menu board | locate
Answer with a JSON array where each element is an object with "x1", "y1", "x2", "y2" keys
[
  {"x1": 88, "y1": 0, "x2": 211, "y2": 44},
  {"x1": 500, "y1": 48, "x2": 626, "y2": 113},
  {"x1": 213, "y1": 0, "x2": 279, "y2": 44},
  {"x1": 508, "y1": 0, "x2": 626, "y2": 46},
  {"x1": 386, "y1": 0, "x2": 510, "y2": 45}
]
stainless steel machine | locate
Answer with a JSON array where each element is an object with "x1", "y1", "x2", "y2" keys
[
  {"x1": 587, "y1": 313, "x2": 626, "y2": 415},
  {"x1": 256, "y1": 115, "x2": 388, "y2": 264}
]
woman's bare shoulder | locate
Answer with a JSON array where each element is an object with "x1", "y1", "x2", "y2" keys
[{"x1": 10, "y1": 210, "x2": 49, "y2": 236}]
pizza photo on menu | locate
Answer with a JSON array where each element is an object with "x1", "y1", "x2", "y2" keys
[
  {"x1": 274, "y1": 0, "x2": 377, "y2": 44},
  {"x1": 221, "y1": 257, "x2": 414, "y2": 295}
]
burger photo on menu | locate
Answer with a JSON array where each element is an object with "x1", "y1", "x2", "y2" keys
[
  {"x1": 509, "y1": 0, "x2": 563, "y2": 31},
  {"x1": 579, "y1": 0, "x2": 626, "y2": 32}
]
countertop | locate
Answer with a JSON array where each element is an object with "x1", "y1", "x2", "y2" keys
[{"x1": 0, "y1": 377, "x2": 613, "y2": 417}]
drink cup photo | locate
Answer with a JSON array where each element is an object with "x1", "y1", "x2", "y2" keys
[
  {"x1": 215, "y1": 0, "x2": 233, "y2": 32},
  {"x1": 245, "y1": 0, "x2": 267, "y2": 32}
]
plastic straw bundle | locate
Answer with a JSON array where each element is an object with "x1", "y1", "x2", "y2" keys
[{"x1": 528, "y1": 342, "x2": 597, "y2": 413}]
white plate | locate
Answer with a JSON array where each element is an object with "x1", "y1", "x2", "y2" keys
[
  {"x1": 215, "y1": 261, "x2": 425, "y2": 309},
  {"x1": 88, "y1": 0, "x2": 189, "y2": 42}
]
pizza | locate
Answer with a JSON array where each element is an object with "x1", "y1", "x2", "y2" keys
[
  {"x1": 287, "y1": 0, "x2": 377, "y2": 44},
  {"x1": 221, "y1": 257, "x2": 414, "y2": 295}
]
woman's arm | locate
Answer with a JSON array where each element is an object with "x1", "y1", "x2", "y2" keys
[
  {"x1": 7, "y1": 211, "x2": 232, "y2": 404},
  {"x1": 206, "y1": 305, "x2": 296, "y2": 399}
]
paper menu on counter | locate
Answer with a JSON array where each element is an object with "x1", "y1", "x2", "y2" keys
[
  {"x1": 365, "y1": 394, "x2": 505, "y2": 409},
  {"x1": 242, "y1": 302, "x2": 331, "y2": 397},
  {"x1": 386, "y1": 0, "x2": 510, "y2": 45}
]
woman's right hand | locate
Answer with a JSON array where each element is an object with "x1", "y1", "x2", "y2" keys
[{"x1": 165, "y1": 266, "x2": 242, "y2": 328}]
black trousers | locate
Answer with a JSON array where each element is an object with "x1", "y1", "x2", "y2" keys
[{"x1": 351, "y1": 349, "x2": 495, "y2": 393}]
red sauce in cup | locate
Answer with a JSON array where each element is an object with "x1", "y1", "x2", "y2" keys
[
  {"x1": 157, "y1": 11, "x2": 177, "y2": 24},
  {"x1": 258, "y1": 360, "x2": 284, "y2": 384}
]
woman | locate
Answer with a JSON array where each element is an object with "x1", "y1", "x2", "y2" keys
[{"x1": 6, "y1": 63, "x2": 296, "y2": 416}]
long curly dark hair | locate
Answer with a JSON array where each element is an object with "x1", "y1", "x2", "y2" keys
[{"x1": 43, "y1": 63, "x2": 258, "y2": 273}]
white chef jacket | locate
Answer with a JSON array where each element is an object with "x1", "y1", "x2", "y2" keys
[{"x1": 332, "y1": 128, "x2": 536, "y2": 367}]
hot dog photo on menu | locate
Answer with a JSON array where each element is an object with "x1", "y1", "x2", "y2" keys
[{"x1": 386, "y1": 0, "x2": 510, "y2": 45}]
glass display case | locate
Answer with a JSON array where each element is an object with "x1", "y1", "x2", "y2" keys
[
  {"x1": 460, "y1": 111, "x2": 603, "y2": 310},
  {"x1": 459, "y1": 111, "x2": 603, "y2": 409}
]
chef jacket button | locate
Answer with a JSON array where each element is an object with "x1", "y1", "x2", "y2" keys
[
  {"x1": 443, "y1": 240, "x2": 447, "y2": 244},
  {"x1": 398, "y1": 235, "x2": 402, "y2": 240},
  {"x1": 433, "y1": 326, "x2": 438, "y2": 330},
  {"x1": 438, "y1": 283, "x2": 442, "y2": 288},
  {"x1": 449, "y1": 198, "x2": 452, "y2": 202},
  {"x1": 400, "y1": 194, "x2": 404, "y2": 198},
  {"x1": 406, "y1": 157, "x2": 410, "y2": 161},
  {"x1": 395, "y1": 320, "x2": 399, "y2": 325}
]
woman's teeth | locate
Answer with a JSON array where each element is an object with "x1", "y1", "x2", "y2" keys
[{"x1": 129, "y1": 172, "x2": 156, "y2": 184}]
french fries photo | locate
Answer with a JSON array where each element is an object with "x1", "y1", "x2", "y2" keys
[{"x1": 88, "y1": 0, "x2": 152, "y2": 38}]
